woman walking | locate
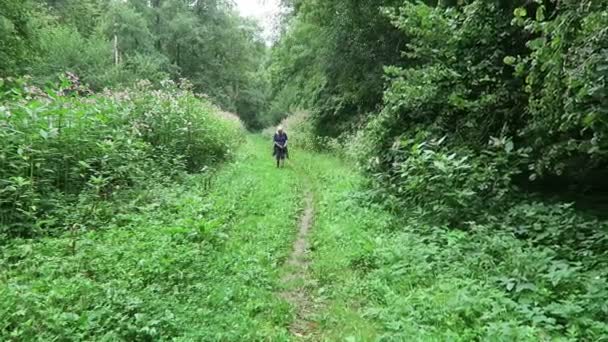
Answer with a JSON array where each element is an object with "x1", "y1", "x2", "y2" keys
[{"x1": 273, "y1": 126, "x2": 288, "y2": 168}]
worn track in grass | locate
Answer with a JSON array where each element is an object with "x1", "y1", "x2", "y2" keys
[{"x1": 280, "y1": 188, "x2": 317, "y2": 339}]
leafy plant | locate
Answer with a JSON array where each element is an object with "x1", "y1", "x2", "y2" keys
[{"x1": 0, "y1": 77, "x2": 243, "y2": 237}]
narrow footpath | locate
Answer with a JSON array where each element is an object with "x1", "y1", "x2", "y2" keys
[
  {"x1": 280, "y1": 190, "x2": 317, "y2": 338},
  {"x1": 0, "y1": 135, "x2": 396, "y2": 341}
]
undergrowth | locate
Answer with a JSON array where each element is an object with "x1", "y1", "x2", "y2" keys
[
  {"x1": 303, "y1": 149, "x2": 608, "y2": 341},
  {"x1": 0, "y1": 77, "x2": 243, "y2": 238},
  {"x1": 0, "y1": 136, "x2": 302, "y2": 341}
]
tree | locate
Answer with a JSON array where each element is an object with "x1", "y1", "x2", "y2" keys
[
  {"x1": 0, "y1": 0, "x2": 37, "y2": 76},
  {"x1": 267, "y1": 0, "x2": 408, "y2": 136},
  {"x1": 2, "y1": 0, "x2": 270, "y2": 127}
]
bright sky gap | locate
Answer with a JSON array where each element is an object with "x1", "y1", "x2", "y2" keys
[{"x1": 234, "y1": 0, "x2": 281, "y2": 44}]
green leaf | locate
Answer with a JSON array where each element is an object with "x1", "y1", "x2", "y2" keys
[
  {"x1": 536, "y1": 6, "x2": 545, "y2": 21},
  {"x1": 503, "y1": 56, "x2": 516, "y2": 65},
  {"x1": 583, "y1": 113, "x2": 597, "y2": 127},
  {"x1": 527, "y1": 38, "x2": 546, "y2": 51},
  {"x1": 514, "y1": 7, "x2": 527, "y2": 18},
  {"x1": 515, "y1": 63, "x2": 525, "y2": 76},
  {"x1": 515, "y1": 282, "x2": 537, "y2": 293}
]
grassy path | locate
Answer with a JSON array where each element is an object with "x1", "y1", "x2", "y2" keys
[
  {"x1": 1, "y1": 136, "x2": 307, "y2": 340},
  {"x1": 2, "y1": 134, "x2": 561, "y2": 341},
  {"x1": 279, "y1": 190, "x2": 316, "y2": 338}
]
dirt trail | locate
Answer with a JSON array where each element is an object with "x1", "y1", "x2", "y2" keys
[{"x1": 280, "y1": 191, "x2": 317, "y2": 338}]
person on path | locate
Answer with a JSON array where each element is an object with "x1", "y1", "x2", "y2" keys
[{"x1": 273, "y1": 126, "x2": 288, "y2": 168}]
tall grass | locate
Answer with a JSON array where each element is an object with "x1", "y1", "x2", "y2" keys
[{"x1": 0, "y1": 77, "x2": 243, "y2": 238}]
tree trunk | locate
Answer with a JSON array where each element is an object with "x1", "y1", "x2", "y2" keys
[{"x1": 114, "y1": 34, "x2": 119, "y2": 66}]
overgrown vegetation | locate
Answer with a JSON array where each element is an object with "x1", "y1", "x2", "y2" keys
[
  {"x1": 268, "y1": 0, "x2": 608, "y2": 339},
  {"x1": 0, "y1": 77, "x2": 242, "y2": 238},
  {"x1": 269, "y1": 0, "x2": 608, "y2": 184},
  {"x1": 3, "y1": 0, "x2": 608, "y2": 339},
  {"x1": 305, "y1": 154, "x2": 608, "y2": 339},
  {"x1": 0, "y1": 137, "x2": 303, "y2": 340}
]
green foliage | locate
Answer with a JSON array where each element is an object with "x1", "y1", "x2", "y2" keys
[
  {"x1": 278, "y1": 0, "x2": 608, "y2": 183},
  {"x1": 266, "y1": 0, "x2": 407, "y2": 136},
  {"x1": 42, "y1": 0, "x2": 106, "y2": 36},
  {"x1": 269, "y1": 0, "x2": 608, "y2": 339},
  {"x1": 102, "y1": 1, "x2": 155, "y2": 55},
  {"x1": 302, "y1": 149, "x2": 608, "y2": 340},
  {"x1": 3, "y1": 0, "x2": 608, "y2": 339},
  {"x1": 0, "y1": 0, "x2": 38, "y2": 76},
  {"x1": 375, "y1": 1, "x2": 527, "y2": 152},
  {"x1": 0, "y1": 137, "x2": 299, "y2": 340},
  {"x1": 129, "y1": 80, "x2": 242, "y2": 171},
  {"x1": 263, "y1": 18, "x2": 327, "y2": 127},
  {"x1": 2, "y1": 0, "x2": 269, "y2": 127},
  {"x1": 314, "y1": 0, "x2": 608, "y2": 265},
  {"x1": 0, "y1": 78, "x2": 242, "y2": 237},
  {"x1": 370, "y1": 134, "x2": 519, "y2": 226},
  {"x1": 497, "y1": 201, "x2": 608, "y2": 265},
  {"x1": 515, "y1": 0, "x2": 608, "y2": 179},
  {"x1": 34, "y1": 25, "x2": 114, "y2": 88}
]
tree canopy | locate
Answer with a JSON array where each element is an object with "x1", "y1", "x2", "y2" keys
[
  {"x1": 266, "y1": 0, "x2": 608, "y2": 187},
  {"x1": 1, "y1": 0, "x2": 268, "y2": 128}
]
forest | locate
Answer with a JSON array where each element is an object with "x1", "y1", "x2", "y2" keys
[{"x1": 1, "y1": 0, "x2": 608, "y2": 340}]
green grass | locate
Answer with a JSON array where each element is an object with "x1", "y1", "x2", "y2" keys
[
  {"x1": 2, "y1": 135, "x2": 607, "y2": 341},
  {"x1": 1, "y1": 135, "x2": 303, "y2": 341},
  {"x1": 299, "y1": 147, "x2": 607, "y2": 341}
]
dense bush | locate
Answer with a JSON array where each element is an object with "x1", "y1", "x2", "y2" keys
[
  {"x1": 340, "y1": 0, "x2": 608, "y2": 233},
  {"x1": 0, "y1": 77, "x2": 243, "y2": 238},
  {"x1": 343, "y1": 129, "x2": 608, "y2": 339},
  {"x1": 0, "y1": 0, "x2": 38, "y2": 76},
  {"x1": 359, "y1": 1, "x2": 528, "y2": 157},
  {"x1": 368, "y1": 134, "x2": 519, "y2": 225},
  {"x1": 273, "y1": 0, "x2": 608, "y2": 184},
  {"x1": 270, "y1": 1, "x2": 608, "y2": 338},
  {"x1": 515, "y1": 0, "x2": 608, "y2": 179}
]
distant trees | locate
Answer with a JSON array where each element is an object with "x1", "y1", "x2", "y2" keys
[
  {"x1": 0, "y1": 0, "x2": 38, "y2": 75},
  {"x1": 1, "y1": 0, "x2": 269, "y2": 129},
  {"x1": 265, "y1": 0, "x2": 407, "y2": 133}
]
